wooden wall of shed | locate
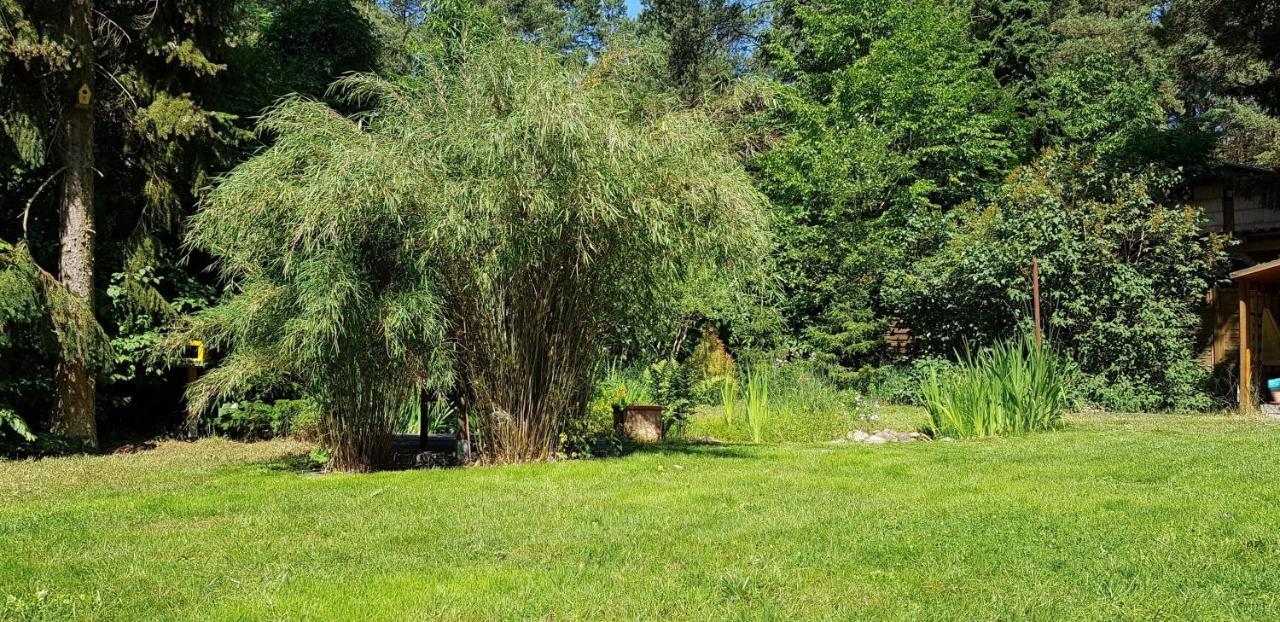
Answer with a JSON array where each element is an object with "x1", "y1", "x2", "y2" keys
[
  {"x1": 1198, "y1": 286, "x2": 1239, "y2": 370},
  {"x1": 884, "y1": 322, "x2": 912, "y2": 360},
  {"x1": 1232, "y1": 282, "x2": 1280, "y2": 408}
]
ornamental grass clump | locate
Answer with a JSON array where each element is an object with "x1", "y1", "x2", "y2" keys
[
  {"x1": 720, "y1": 376, "x2": 738, "y2": 425},
  {"x1": 167, "y1": 40, "x2": 767, "y2": 469},
  {"x1": 744, "y1": 367, "x2": 769, "y2": 443},
  {"x1": 921, "y1": 333, "x2": 1068, "y2": 439}
]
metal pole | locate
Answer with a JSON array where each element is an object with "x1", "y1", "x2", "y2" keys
[{"x1": 1032, "y1": 258, "x2": 1043, "y2": 348}]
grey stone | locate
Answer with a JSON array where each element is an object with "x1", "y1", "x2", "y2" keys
[
  {"x1": 864, "y1": 434, "x2": 889, "y2": 445},
  {"x1": 851, "y1": 430, "x2": 870, "y2": 442}
]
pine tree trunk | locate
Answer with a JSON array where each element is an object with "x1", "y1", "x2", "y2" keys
[{"x1": 53, "y1": 0, "x2": 97, "y2": 447}]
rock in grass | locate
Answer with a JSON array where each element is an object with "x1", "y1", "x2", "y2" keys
[
  {"x1": 865, "y1": 434, "x2": 889, "y2": 445},
  {"x1": 850, "y1": 430, "x2": 870, "y2": 442}
]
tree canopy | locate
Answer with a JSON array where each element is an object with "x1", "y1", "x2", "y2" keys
[{"x1": 3, "y1": 0, "x2": 1278, "y2": 457}]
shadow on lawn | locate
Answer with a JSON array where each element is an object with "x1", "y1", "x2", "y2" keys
[
  {"x1": 252, "y1": 451, "x2": 321, "y2": 474},
  {"x1": 242, "y1": 438, "x2": 756, "y2": 475},
  {"x1": 629, "y1": 439, "x2": 758, "y2": 460}
]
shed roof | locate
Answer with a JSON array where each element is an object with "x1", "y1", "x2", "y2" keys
[{"x1": 1232, "y1": 258, "x2": 1280, "y2": 283}]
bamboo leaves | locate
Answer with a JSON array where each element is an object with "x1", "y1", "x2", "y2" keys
[{"x1": 174, "y1": 39, "x2": 768, "y2": 468}]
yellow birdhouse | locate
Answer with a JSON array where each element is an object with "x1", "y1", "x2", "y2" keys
[
  {"x1": 183, "y1": 340, "x2": 206, "y2": 384},
  {"x1": 185, "y1": 340, "x2": 206, "y2": 365},
  {"x1": 77, "y1": 84, "x2": 92, "y2": 108}
]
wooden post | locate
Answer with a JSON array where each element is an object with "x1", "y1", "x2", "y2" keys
[
  {"x1": 1032, "y1": 258, "x2": 1043, "y2": 348},
  {"x1": 1240, "y1": 282, "x2": 1255, "y2": 412}
]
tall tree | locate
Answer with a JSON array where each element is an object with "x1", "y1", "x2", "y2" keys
[
  {"x1": 1160, "y1": 0, "x2": 1280, "y2": 167},
  {"x1": 1, "y1": 1, "x2": 257, "y2": 445},
  {"x1": 52, "y1": 0, "x2": 97, "y2": 443},
  {"x1": 640, "y1": 0, "x2": 761, "y2": 102},
  {"x1": 757, "y1": 0, "x2": 1018, "y2": 383}
]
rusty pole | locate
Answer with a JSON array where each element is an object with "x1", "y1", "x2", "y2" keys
[{"x1": 1032, "y1": 258, "x2": 1043, "y2": 349}]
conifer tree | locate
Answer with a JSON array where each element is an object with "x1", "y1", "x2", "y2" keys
[{"x1": 1, "y1": 1, "x2": 247, "y2": 445}]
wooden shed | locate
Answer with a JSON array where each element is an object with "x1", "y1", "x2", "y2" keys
[{"x1": 1231, "y1": 258, "x2": 1280, "y2": 411}]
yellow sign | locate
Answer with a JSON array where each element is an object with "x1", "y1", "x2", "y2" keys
[{"x1": 77, "y1": 84, "x2": 92, "y2": 107}]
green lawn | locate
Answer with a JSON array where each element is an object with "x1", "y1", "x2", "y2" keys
[{"x1": 3, "y1": 410, "x2": 1280, "y2": 621}]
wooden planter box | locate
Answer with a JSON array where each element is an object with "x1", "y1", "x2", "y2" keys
[{"x1": 615, "y1": 404, "x2": 664, "y2": 443}]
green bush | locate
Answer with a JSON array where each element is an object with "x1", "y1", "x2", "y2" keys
[
  {"x1": 686, "y1": 326, "x2": 738, "y2": 405},
  {"x1": 887, "y1": 149, "x2": 1228, "y2": 411},
  {"x1": 565, "y1": 366, "x2": 646, "y2": 458},
  {"x1": 275, "y1": 399, "x2": 322, "y2": 440},
  {"x1": 173, "y1": 40, "x2": 767, "y2": 468},
  {"x1": 921, "y1": 333, "x2": 1068, "y2": 438},
  {"x1": 645, "y1": 359, "x2": 694, "y2": 433}
]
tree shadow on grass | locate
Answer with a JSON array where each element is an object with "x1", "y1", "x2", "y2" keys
[
  {"x1": 251, "y1": 451, "x2": 322, "y2": 474},
  {"x1": 240, "y1": 438, "x2": 757, "y2": 474},
  {"x1": 628, "y1": 439, "x2": 758, "y2": 460}
]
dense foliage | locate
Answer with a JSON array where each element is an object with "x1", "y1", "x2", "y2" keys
[
  {"x1": 889, "y1": 150, "x2": 1227, "y2": 411},
  {"x1": 0, "y1": 240, "x2": 109, "y2": 454},
  {"x1": 758, "y1": 0, "x2": 1020, "y2": 384},
  {"x1": 3, "y1": 0, "x2": 1278, "y2": 461},
  {"x1": 757, "y1": 0, "x2": 1236, "y2": 407},
  {"x1": 0, "y1": 0, "x2": 384, "y2": 447}
]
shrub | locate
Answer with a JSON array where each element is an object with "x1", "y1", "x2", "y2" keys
[
  {"x1": 1070, "y1": 357, "x2": 1218, "y2": 413},
  {"x1": 887, "y1": 149, "x2": 1229, "y2": 411},
  {"x1": 686, "y1": 326, "x2": 737, "y2": 404},
  {"x1": 859, "y1": 357, "x2": 954, "y2": 405},
  {"x1": 588, "y1": 365, "x2": 652, "y2": 417},
  {"x1": 645, "y1": 359, "x2": 694, "y2": 433},
  {"x1": 286, "y1": 400, "x2": 322, "y2": 441},
  {"x1": 172, "y1": 40, "x2": 768, "y2": 468},
  {"x1": 567, "y1": 365, "x2": 647, "y2": 457},
  {"x1": 921, "y1": 333, "x2": 1068, "y2": 438},
  {"x1": 210, "y1": 401, "x2": 275, "y2": 440}
]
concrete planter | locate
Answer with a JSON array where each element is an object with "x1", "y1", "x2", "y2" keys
[{"x1": 615, "y1": 404, "x2": 664, "y2": 443}]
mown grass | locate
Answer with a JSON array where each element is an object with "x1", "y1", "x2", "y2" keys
[{"x1": 3, "y1": 411, "x2": 1280, "y2": 621}]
